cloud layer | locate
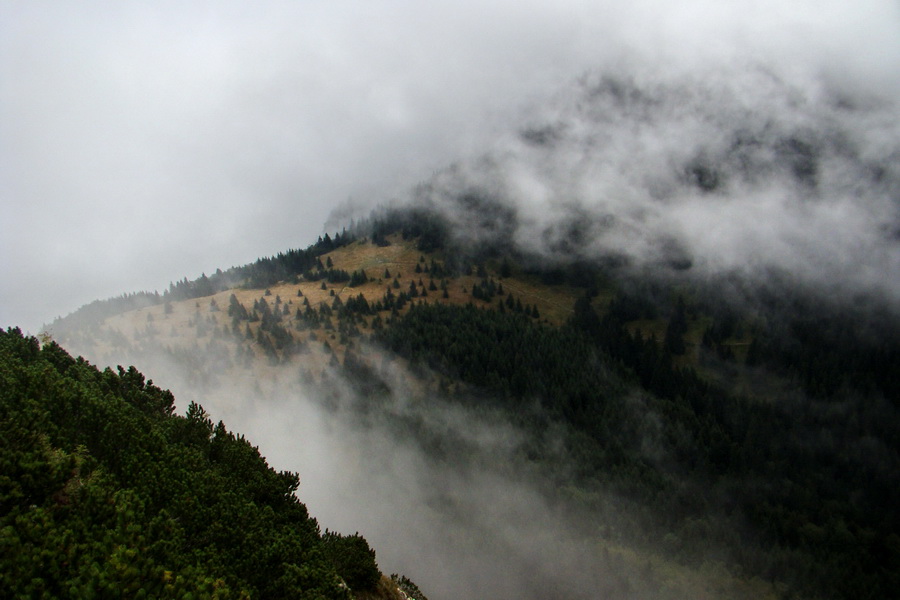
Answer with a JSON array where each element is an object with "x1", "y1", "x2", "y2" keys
[
  {"x1": 71, "y1": 339, "x2": 698, "y2": 600},
  {"x1": 415, "y1": 63, "x2": 900, "y2": 303},
  {"x1": 3, "y1": 1, "x2": 899, "y2": 330}
]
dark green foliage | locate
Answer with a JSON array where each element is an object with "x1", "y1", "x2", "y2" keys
[
  {"x1": 372, "y1": 229, "x2": 391, "y2": 247},
  {"x1": 305, "y1": 268, "x2": 352, "y2": 285},
  {"x1": 340, "y1": 351, "x2": 390, "y2": 399},
  {"x1": 749, "y1": 299, "x2": 900, "y2": 402},
  {"x1": 384, "y1": 207, "x2": 448, "y2": 253},
  {"x1": 662, "y1": 297, "x2": 688, "y2": 355},
  {"x1": 470, "y1": 278, "x2": 499, "y2": 302},
  {"x1": 0, "y1": 327, "x2": 394, "y2": 599},
  {"x1": 320, "y1": 531, "x2": 380, "y2": 591},
  {"x1": 427, "y1": 260, "x2": 446, "y2": 278},
  {"x1": 392, "y1": 574, "x2": 429, "y2": 600},
  {"x1": 376, "y1": 296, "x2": 900, "y2": 600},
  {"x1": 377, "y1": 303, "x2": 623, "y2": 418},
  {"x1": 236, "y1": 231, "x2": 354, "y2": 288},
  {"x1": 349, "y1": 270, "x2": 368, "y2": 287},
  {"x1": 227, "y1": 293, "x2": 249, "y2": 321},
  {"x1": 341, "y1": 294, "x2": 373, "y2": 318}
]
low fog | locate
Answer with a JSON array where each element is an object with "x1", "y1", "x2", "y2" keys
[
  {"x1": 69, "y1": 339, "x2": 742, "y2": 600},
  {"x1": 3, "y1": 0, "x2": 900, "y2": 331}
]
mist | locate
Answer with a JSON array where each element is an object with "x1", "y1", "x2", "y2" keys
[
  {"x1": 5, "y1": 2, "x2": 900, "y2": 597},
  {"x1": 65, "y1": 333, "x2": 759, "y2": 600},
  {"x1": 410, "y1": 63, "x2": 900, "y2": 308},
  {"x1": 3, "y1": 0, "x2": 899, "y2": 332}
]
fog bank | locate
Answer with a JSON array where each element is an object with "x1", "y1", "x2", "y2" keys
[
  {"x1": 410, "y1": 63, "x2": 900, "y2": 305},
  {"x1": 55, "y1": 333, "x2": 766, "y2": 600}
]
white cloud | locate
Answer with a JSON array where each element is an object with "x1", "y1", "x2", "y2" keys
[{"x1": 2, "y1": 0, "x2": 898, "y2": 330}]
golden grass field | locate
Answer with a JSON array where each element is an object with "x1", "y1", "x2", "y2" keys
[{"x1": 79, "y1": 236, "x2": 584, "y2": 376}]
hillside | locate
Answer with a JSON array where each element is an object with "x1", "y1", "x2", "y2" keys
[
  {"x1": 0, "y1": 326, "x2": 429, "y2": 600},
  {"x1": 49, "y1": 234, "x2": 575, "y2": 375},
  {"x1": 43, "y1": 210, "x2": 900, "y2": 600}
]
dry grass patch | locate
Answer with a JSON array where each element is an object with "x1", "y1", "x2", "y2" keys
[
  {"x1": 65, "y1": 235, "x2": 590, "y2": 379},
  {"x1": 324, "y1": 236, "x2": 424, "y2": 278}
]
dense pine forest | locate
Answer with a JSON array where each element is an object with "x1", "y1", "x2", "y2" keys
[
  {"x1": 0, "y1": 326, "x2": 427, "y2": 600},
  {"x1": 37, "y1": 205, "x2": 900, "y2": 599},
  {"x1": 377, "y1": 294, "x2": 900, "y2": 599}
]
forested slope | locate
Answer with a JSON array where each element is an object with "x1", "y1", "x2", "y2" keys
[
  {"x1": 41, "y1": 206, "x2": 900, "y2": 600},
  {"x1": 0, "y1": 326, "x2": 418, "y2": 600},
  {"x1": 377, "y1": 296, "x2": 900, "y2": 599}
]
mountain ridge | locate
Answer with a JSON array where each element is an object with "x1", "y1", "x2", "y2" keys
[{"x1": 40, "y1": 207, "x2": 900, "y2": 600}]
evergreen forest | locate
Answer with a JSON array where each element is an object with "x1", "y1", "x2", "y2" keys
[{"x1": 0, "y1": 326, "x2": 415, "y2": 599}]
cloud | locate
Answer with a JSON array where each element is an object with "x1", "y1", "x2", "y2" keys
[
  {"x1": 413, "y1": 63, "x2": 900, "y2": 304},
  {"x1": 3, "y1": 0, "x2": 899, "y2": 331},
  {"x1": 59, "y1": 331, "x2": 689, "y2": 600}
]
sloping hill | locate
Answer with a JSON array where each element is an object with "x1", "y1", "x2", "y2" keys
[
  {"x1": 0, "y1": 326, "x2": 425, "y2": 600},
  {"x1": 42, "y1": 210, "x2": 900, "y2": 600},
  {"x1": 48, "y1": 233, "x2": 580, "y2": 373}
]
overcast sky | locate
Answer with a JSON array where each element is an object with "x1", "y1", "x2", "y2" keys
[{"x1": 2, "y1": 0, "x2": 899, "y2": 333}]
